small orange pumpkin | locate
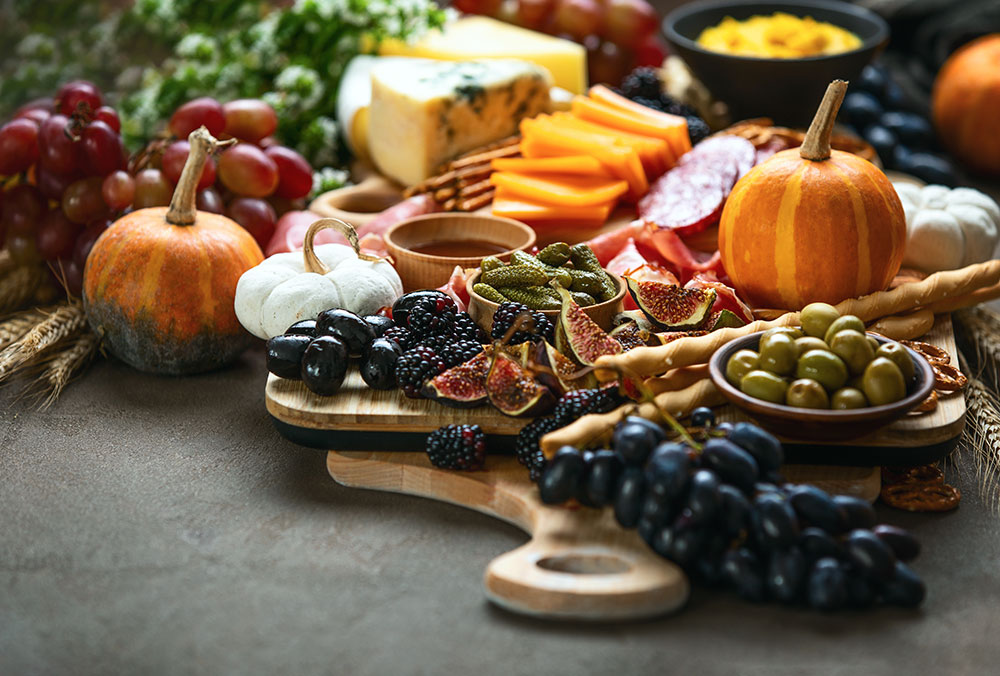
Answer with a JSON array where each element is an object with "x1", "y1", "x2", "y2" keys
[
  {"x1": 718, "y1": 80, "x2": 906, "y2": 310},
  {"x1": 932, "y1": 34, "x2": 1000, "y2": 176},
  {"x1": 83, "y1": 128, "x2": 264, "y2": 374}
]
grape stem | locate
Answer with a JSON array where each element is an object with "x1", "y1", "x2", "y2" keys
[
  {"x1": 616, "y1": 363, "x2": 703, "y2": 451},
  {"x1": 165, "y1": 127, "x2": 235, "y2": 226}
]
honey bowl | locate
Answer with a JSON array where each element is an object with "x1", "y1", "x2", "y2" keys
[{"x1": 384, "y1": 213, "x2": 536, "y2": 292}]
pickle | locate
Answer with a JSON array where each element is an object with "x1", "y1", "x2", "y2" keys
[
  {"x1": 473, "y1": 283, "x2": 507, "y2": 304},
  {"x1": 481, "y1": 265, "x2": 548, "y2": 288},
  {"x1": 510, "y1": 250, "x2": 571, "y2": 287},
  {"x1": 569, "y1": 243, "x2": 603, "y2": 273},
  {"x1": 498, "y1": 285, "x2": 561, "y2": 310},
  {"x1": 537, "y1": 242, "x2": 571, "y2": 267},
  {"x1": 480, "y1": 256, "x2": 504, "y2": 273},
  {"x1": 571, "y1": 291, "x2": 597, "y2": 306},
  {"x1": 568, "y1": 269, "x2": 606, "y2": 296},
  {"x1": 510, "y1": 251, "x2": 541, "y2": 268}
]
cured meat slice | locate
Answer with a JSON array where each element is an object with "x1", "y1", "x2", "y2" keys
[{"x1": 685, "y1": 271, "x2": 754, "y2": 323}]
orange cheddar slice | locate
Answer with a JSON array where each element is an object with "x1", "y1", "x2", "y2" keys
[
  {"x1": 587, "y1": 85, "x2": 693, "y2": 159},
  {"x1": 550, "y1": 111, "x2": 671, "y2": 177},
  {"x1": 489, "y1": 171, "x2": 628, "y2": 207},
  {"x1": 491, "y1": 154, "x2": 611, "y2": 176}
]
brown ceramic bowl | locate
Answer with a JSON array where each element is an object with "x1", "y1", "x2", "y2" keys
[
  {"x1": 384, "y1": 213, "x2": 536, "y2": 292},
  {"x1": 466, "y1": 269, "x2": 626, "y2": 334},
  {"x1": 708, "y1": 331, "x2": 935, "y2": 441}
]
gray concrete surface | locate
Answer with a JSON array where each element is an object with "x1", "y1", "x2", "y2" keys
[{"x1": 2, "y1": 347, "x2": 1000, "y2": 676}]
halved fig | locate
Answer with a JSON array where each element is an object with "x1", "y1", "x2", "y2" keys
[
  {"x1": 486, "y1": 352, "x2": 556, "y2": 417},
  {"x1": 613, "y1": 309, "x2": 657, "y2": 333},
  {"x1": 625, "y1": 277, "x2": 716, "y2": 330},
  {"x1": 555, "y1": 285, "x2": 623, "y2": 366},
  {"x1": 609, "y1": 321, "x2": 650, "y2": 351},
  {"x1": 533, "y1": 340, "x2": 597, "y2": 395},
  {"x1": 421, "y1": 351, "x2": 490, "y2": 408},
  {"x1": 709, "y1": 309, "x2": 746, "y2": 330}
]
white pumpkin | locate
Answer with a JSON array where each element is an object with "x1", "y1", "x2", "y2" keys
[
  {"x1": 894, "y1": 182, "x2": 1000, "y2": 273},
  {"x1": 235, "y1": 218, "x2": 403, "y2": 339}
]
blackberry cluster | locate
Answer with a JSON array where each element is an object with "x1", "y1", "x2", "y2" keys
[
  {"x1": 618, "y1": 67, "x2": 711, "y2": 146},
  {"x1": 685, "y1": 116, "x2": 711, "y2": 145},
  {"x1": 619, "y1": 67, "x2": 662, "y2": 100},
  {"x1": 395, "y1": 346, "x2": 446, "y2": 398},
  {"x1": 426, "y1": 424, "x2": 487, "y2": 471},
  {"x1": 383, "y1": 325, "x2": 414, "y2": 352},
  {"x1": 490, "y1": 301, "x2": 555, "y2": 345},
  {"x1": 514, "y1": 416, "x2": 561, "y2": 482},
  {"x1": 407, "y1": 297, "x2": 456, "y2": 339},
  {"x1": 453, "y1": 313, "x2": 487, "y2": 343}
]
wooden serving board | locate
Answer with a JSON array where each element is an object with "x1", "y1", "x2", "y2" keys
[{"x1": 325, "y1": 451, "x2": 878, "y2": 621}]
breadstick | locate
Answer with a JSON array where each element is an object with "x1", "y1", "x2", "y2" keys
[
  {"x1": 925, "y1": 281, "x2": 1000, "y2": 314},
  {"x1": 646, "y1": 364, "x2": 710, "y2": 394},
  {"x1": 868, "y1": 309, "x2": 935, "y2": 340},
  {"x1": 540, "y1": 379, "x2": 723, "y2": 457},
  {"x1": 596, "y1": 260, "x2": 1000, "y2": 378}
]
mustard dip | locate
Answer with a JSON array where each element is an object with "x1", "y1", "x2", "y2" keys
[{"x1": 696, "y1": 12, "x2": 862, "y2": 58}]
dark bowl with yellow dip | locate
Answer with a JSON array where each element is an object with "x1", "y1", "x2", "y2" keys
[{"x1": 663, "y1": 0, "x2": 889, "y2": 126}]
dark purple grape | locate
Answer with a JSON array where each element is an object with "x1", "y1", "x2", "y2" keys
[
  {"x1": 651, "y1": 526, "x2": 675, "y2": 558},
  {"x1": 719, "y1": 484, "x2": 752, "y2": 537},
  {"x1": 667, "y1": 523, "x2": 707, "y2": 569},
  {"x1": 727, "y1": 422, "x2": 783, "y2": 472},
  {"x1": 585, "y1": 449, "x2": 623, "y2": 507},
  {"x1": 842, "y1": 91, "x2": 883, "y2": 129},
  {"x1": 285, "y1": 319, "x2": 316, "y2": 337},
  {"x1": 621, "y1": 415, "x2": 666, "y2": 443},
  {"x1": 639, "y1": 490, "x2": 673, "y2": 531},
  {"x1": 846, "y1": 570, "x2": 877, "y2": 608},
  {"x1": 360, "y1": 338, "x2": 401, "y2": 390},
  {"x1": 685, "y1": 469, "x2": 722, "y2": 524},
  {"x1": 864, "y1": 125, "x2": 898, "y2": 164},
  {"x1": 696, "y1": 533, "x2": 729, "y2": 586},
  {"x1": 690, "y1": 406, "x2": 715, "y2": 427},
  {"x1": 363, "y1": 314, "x2": 394, "y2": 338},
  {"x1": 767, "y1": 546, "x2": 807, "y2": 604},
  {"x1": 574, "y1": 451, "x2": 598, "y2": 508},
  {"x1": 612, "y1": 419, "x2": 660, "y2": 465},
  {"x1": 799, "y1": 527, "x2": 842, "y2": 563},
  {"x1": 752, "y1": 493, "x2": 800, "y2": 551},
  {"x1": 882, "y1": 561, "x2": 926, "y2": 608},
  {"x1": 316, "y1": 308, "x2": 376, "y2": 357},
  {"x1": 788, "y1": 485, "x2": 844, "y2": 533},
  {"x1": 845, "y1": 529, "x2": 896, "y2": 582},
  {"x1": 856, "y1": 64, "x2": 888, "y2": 99},
  {"x1": 614, "y1": 465, "x2": 645, "y2": 528},
  {"x1": 722, "y1": 548, "x2": 765, "y2": 602},
  {"x1": 701, "y1": 438, "x2": 759, "y2": 492},
  {"x1": 538, "y1": 446, "x2": 586, "y2": 505},
  {"x1": 806, "y1": 557, "x2": 848, "y2": 611},
  {"x1": 873, "y1": 524, "x2": 921, "y2": 562},
  {"x1": 266, "y1": 334, "x2": 312, "y2": 379},
  {"x1": 301, "y1": 336, "x2": 348, "y2": 396},
  {"x1": 881, "y1": 111, "x2": 933, "y2": 148},
  {"x1": 646, "y1": 442, "x2": 692, "y2": 498},
  {"x1": 833, "y1": 495, "x2": 876, "y2": 531}
]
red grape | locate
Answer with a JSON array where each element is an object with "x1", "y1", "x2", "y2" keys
[
  {"x1": 36, "y1": 166, "x2": 77, "y2": 201},
  {"x1": 133, "y1": 169, "x2": 173, "y2": 208},
  {"x1": 61, "y1": 258, "x2": 84, "y2": 297},
  {"x1": 72, "y1": 221, "x2": 109, "y2": 268},
  {"x1": 15, "y1": 98, "x2": 53, "y2": 118},
  {"x1": 0, "y1": 119, "x2": 40, "y2": 175},
  {"x1": 56, "y1": 80, "x2": 103, "y2": 116},
  {"x1": 603, "y1": 0, "x2": 658, "y2": 49},
  {"x1": 228, "y1": 197, "x2": 276, "y2": 248},
  {"x1": 196, "y1": 187, "x2": 224, "y2": 214},
  {"x1": 222, "y1": 99, "x2": 278, "y2": 143},
  {"x1": 101, "y1": 170, "x2": 135, "y2": 210},
  {"x1": 516, "y1": 0, "x2": 555, "y2": 28},
  {"x1": 552, "y1": 0, "x2": 603, "y2": 39},
  {"x1": 452, "y1": 0, "x2": 502, "y2": 13},
  {"x1": 257, "y1": 136, "x2": 278, "y2": 149},
  {"x1": 264, "y1": 145, "x2": 313, "y2": 199},
  {"x1": 6, "y1": 231, "x2": 40, "y2": 264},
  {"x1": 38, "y1": 114, "x2": 79, "y2": 175},
  {"x1": 169, "y1": 97, "x2": 226, "y2": 138},
  {"x1": 62, "y1": 177, "x2": 109, "y2": 224},
  {"x1": 80, "y1": 120, "x2": 124, "y2": 176},
  {"x1": 161, "y1": 140, "x2": 216, "y2": 190},
  {"x1": 16, "y1": 108, "x2": 51, "y2": 126},
  {"x1": 36, "y1": 208, "x2": 80, "y2": 260},
  {"x1": 1, "y1": 184, "x2": 44, "y2": 236},
  {"x1": 587, "y1": 39, "x2": 631, "y2": 86},
  {"x1": 633, "y1": 33, "x2": 668, "y2": 67},
  {"x1": 217, "y1": 145, "x2": 279, "y2": 197},
  {"x1": 93, "y1": 106, "x2": 121, "y2": 133}
]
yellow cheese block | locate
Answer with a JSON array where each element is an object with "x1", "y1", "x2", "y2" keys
[{"x1": 378, "y1": 16, "x2": 587, "y2": 94}]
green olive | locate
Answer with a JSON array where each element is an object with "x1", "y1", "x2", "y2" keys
[
  {"x1": 800, "y1": 302, "x2": 840, "y2": 338},
  {"x1": 876, "y1": 342, "x2": 915, "y2": 382},
  {"x1": 848, "y1": 374, "x2": 865, "y2": 390},
  {"x1": 759, "y1": 333, "x2": 797, "y2": 376},
  {"x1": 740, "y1": 370, "x2": 789, "y2": 404},
  {"x1": 759, "y1": 327, "x2": 803, "y2": 351},
  {"x1": 786, "y1": 378, "x2": 830, "y2": 409},
  {"x1": 866, "y1": 336, "x2": 880, "y2": 353},
  {"x1": 829, "y1": 329, "x2": 876, "y2": 376},
  {"x1": 831, "y1": 387, "x2": 868, "y2": 410},
  {"x1": 795, "y1": 336, "x2": 828, "y2": 357},
  {"x1": 824, "y1": 315, "x2": 866, "y2": 344},
  {"x1": 726, "y1": 349, "x2": 760, "y2": 386},
  {"x1": 796, "y1": 349, "x2": 848, "y2": 391},
  {"x1": 862, "y1": 357, "x2": 906, "y2": 405}
]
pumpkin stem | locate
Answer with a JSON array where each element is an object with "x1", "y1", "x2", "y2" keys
[
  {"x1": 302, "y1": 218, "x2": 392, "y2": 275},
  {"x1": 166, "y1": 127, "x2": 236, "y2": 226},
  {"x1": 799, "y1": 80, "x2": 848, "y2": 162}
]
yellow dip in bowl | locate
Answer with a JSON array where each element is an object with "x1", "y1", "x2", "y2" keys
[{"x1": 696, "y1": 12, "x2": 862, "y2": 58}]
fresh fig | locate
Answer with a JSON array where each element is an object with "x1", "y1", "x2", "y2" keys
[
  {"x1": 555, "y1": 285, "x2": 622, "y2": 366},
  {"x1": 625, "y1": 278, "x2": 716, "y2": 330},
  {"x1": 421, "y1": 350, "x2": 491, "y2": 408},
  {"x1": 709, "y1": 309, "x2": 746, "y2": 330},
  {"x1": 533, "y1": 340, "x2": 597, "y2": 395},
  {"x1": 613, "y1": 310, "x2": 657, "y2": 333},
  {"x1": 485, "y1": 352, "x2": 555, "y2": 417},
  {"x1": 609, "y1": 321, "x2": 649, "y2": 351}
]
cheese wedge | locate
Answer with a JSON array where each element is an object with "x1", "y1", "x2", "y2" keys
[
  {"x1": 377, "y1": 16, "x2": 587, "y2": 94},
  {"x1": 368, "y1": 59, "x2": 551, "y2": 186}
]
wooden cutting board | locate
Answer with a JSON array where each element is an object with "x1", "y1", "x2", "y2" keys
[{"x1": 325, "y1": 451, "x2": 878, "y2": 621}]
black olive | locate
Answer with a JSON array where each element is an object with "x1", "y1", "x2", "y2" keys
[
  {"x1": 363, "y1": 314, "x2": 394, "y2": 338},
  {"x1": 841, "y1": 92, "x2": 883, "y2": 130},
  {"x1": 856, "y1": 64, "x2": 888, "y2": 100},
  {"x1": 360, "y1": 338, "x2": 402, "y2": 390},
  {"x1": 266, "y1": 334, "x2": 312, "y2": 379},
  {"x1": 391, "y1": 290, "x2": 455, "y2": 326},
  {"x1": 880, "y1": 111, "x2": 934, "y2": 149},
  {"x1": 316, "y1": 308, "x2": 376, "y2": 357},
  {"x1": 301, "y1": 336, "x2": 349, "y2": 396},
  {"x1": 863, "y1": 125, "x2": 898, "y2": 166},
  {"x1": 285, "y1": 319, "x2": 317, "y2": 337},
  {"x1": 895, "y1": 151, "x2": 957, "y2": 187}
]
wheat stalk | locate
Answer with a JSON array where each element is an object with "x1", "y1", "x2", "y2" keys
[
  {"x1": 0, "y1": 302, "x2": 86, "y2": 380},
  {"x1": 37, "y1": 329, "x2": 100, "y2": 409},
  {"x1": 0, "y1": 265, "x2": 45, "y2": 315},
  {"x1": 0, "y1": 307, "x2": 50, "y2": 350},
  {"x1": 956, "y1": 359, "x2": 1000, "y2": 514},
  {"x1": 955, "y1": 307, "x2": 1000, "y2": 389}
]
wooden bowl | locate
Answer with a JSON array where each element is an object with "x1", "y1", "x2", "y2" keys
[
  {"x1": 708, "y1": 331, "x2": 935, "y2": 441},
  {"x1": 309, "y1": 175, "x2": 404, "y2": 230},
  {"x1": 385, "y1": 213, "x2": 536, "y2": 292},
  {"x1": 466, "y1": 270, "x2": 626, "y2": 334}
]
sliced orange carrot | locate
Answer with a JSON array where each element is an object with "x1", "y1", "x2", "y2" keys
[
  {"x1": 489, "y1": 171, "x2": 628, "y2": 207},
  {"x1": 587, "y1": 85, "x2": 693, "y2": 158},
  {"x1": 550, "y1": 111, "x2": 670, "y2": 177},
  {"x1": 492, "y1": 154, "x2": 611, "y2": 176}
]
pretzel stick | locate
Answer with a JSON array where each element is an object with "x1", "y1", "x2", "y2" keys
[
  {"x1": 450, "y1": 143, "x2": 520, "y2": 169},
  {"x1": 541, "y1": 379, "x2": 723, "y2": 457},
  {"x1": 595, "y1": 260, "x2": 1000, "y2": 378},
  {"x1": 457, "y1": 190, "x2": 495, "y2": 211},
  {"x1": 433, "y1": 187, "x2": 456, "y2": 202},
  {"x1": 458, "y1": 178, "x2": 493, "y2": 198},
  {"x1": 646, "y1": 364, "x2": 710, "y2": 394}
]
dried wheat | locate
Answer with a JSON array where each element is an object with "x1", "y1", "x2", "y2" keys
[
  {"x1": 38, "y1": 329, "x2": 100, "y2": 409},
  {"x1": 0, "y1": 265, "x2": 44, "y2": 315},
  {"x1": 0, "y1": 302, "x2": 86, "y2": 379}
]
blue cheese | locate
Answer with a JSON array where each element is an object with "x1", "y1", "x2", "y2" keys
[{"x1": 368, "y1": 59, "x2": 551, "y2": 186}]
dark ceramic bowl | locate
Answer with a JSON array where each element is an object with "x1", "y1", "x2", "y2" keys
[
  {"x1": 663, "y1": 0, "x2": 889, "y2": 126},
  {"x1": 708, "y1": 331, "x2": 934, "y2": 441}
]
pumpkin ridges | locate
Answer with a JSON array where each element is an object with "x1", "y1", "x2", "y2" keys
[
  {"x1": 823, "y1": 159, "x2": 871, "y2": 299},
  {"x1": 774, "y1": 162, "x2": 808, "y2": 308}
]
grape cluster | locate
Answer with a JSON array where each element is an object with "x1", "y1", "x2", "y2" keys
[{"x1": 537, "y1": 410, "x2": 926, "y2": 611}]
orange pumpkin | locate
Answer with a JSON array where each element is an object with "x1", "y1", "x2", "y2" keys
[
  {"x1": 932, "y1": 34, "x2": 1000, "y2": 176},
  {"x1": 83, "y1": 128, "x2": 264, "y2": 374},
  {"x1": 718, "y1": 80, "x2": 906, "y2": 310}
]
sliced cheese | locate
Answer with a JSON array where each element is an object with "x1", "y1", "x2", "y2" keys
[
  {"x1": 377, "y1": 16, "x2": 587, "y2": 94},
  {"x1": 368, "y1": 59, "x2": 551, "y2": 186},
  {"x1": 489, "y1": 171, "x2": 628, "y2": 207},
  {"x1": 492, "y1": 191, "x2": 614, "y2": 225}
]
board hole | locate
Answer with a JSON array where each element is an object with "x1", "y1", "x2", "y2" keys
[{"x1": 536, "y1": 554, "x2": 631, "y2": 575}]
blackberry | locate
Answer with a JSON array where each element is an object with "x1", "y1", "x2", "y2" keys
[
  {"x1": 620, "y1": 67, "x2": 663, "y2": 100},
  {"x1": 426, "y1": 424, "x2": 487, "y2": 471},
  {"x1": 395, "y1": 346, "x2": 447, "y2": 398},
  {"x1": 514, "y1": 416, "x2": 562, "y2": 482},
  {"x1": 687, "y1": 116, "x2": 711, "y2": 145},
  {"x1": 631, "y1": 95, "x2": 667, "y2": 114},
  {"x1": 490, "y1": 301, "x2": 555, "y2": 345},
  {"x1": 453, "y1": 312, "x2": 487, "y2": 343},
  {"x1": 407, "y1": 297, "x2": 456, "y2": 338},
  {"x1": 446, "y1": 339, "x2": 484, "y2": 368},
  {"x1": 413, "y1": 333, "x2": 453, "y2": 352},
  {"x1": 383, "y1": 325, "x2": 414, "y2": 352},
  {"x1": 661, "y1": 95, "x2": 697, "y2": 118},
  {"x1": 552, "y1": 388, "x2": 619, "y2": 425}
]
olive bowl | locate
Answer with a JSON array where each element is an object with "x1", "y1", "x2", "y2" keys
[{"x1": 708, "y1": 331, "x2": 935, "y2": 441}]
